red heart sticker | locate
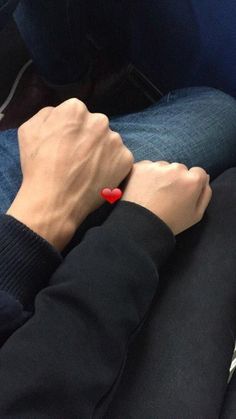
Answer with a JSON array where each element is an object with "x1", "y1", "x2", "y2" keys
[{"x1": 101, "y1": 188, "x2": 122, "y2": 204}]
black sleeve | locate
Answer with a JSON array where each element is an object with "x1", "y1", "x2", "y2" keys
[
  {"x1": 0, "y1": 214, "x2": 62, "y2": 343},
  {"x1": 0, "y1": 201, "x2": 175, "y2": 418},
  {"x1": 0, "y1": 291, "x2": 29, "y2": 347}
]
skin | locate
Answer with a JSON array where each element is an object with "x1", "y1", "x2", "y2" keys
[
  {"x1": 7, "y1": 99, "x2": 133, "y2": 251},
  {"x1": 7, "y1": 99, "x2": 212, "y2": 251},
  {"x1": 122, "y1": 160, "x2": 212, "y2": 235}
]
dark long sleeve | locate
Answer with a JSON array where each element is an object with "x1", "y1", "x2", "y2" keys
[
  {"x1": 0, "y1": 201, "x2": 175, "y2": 418},
  {"x1": 0, "y1": 214, "x2": 62, "y2": 344},
  {"x1": 0, "y1": 291, "x2": 29, "y2": 347}
]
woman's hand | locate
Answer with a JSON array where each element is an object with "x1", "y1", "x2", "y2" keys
[
  {"x1": 7, "y1": 99, "x2": 133, "y2": 251},
  {"x1": 122, "y1": 161, "x2": 212, "y2": 235}
]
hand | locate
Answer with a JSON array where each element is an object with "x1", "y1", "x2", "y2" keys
[
  {"x1": 122, "y1": 161, "x2": 212, "y2": 235},
  {"x1": 7, "y1": 99, "x2": 133, "y2": 251}
]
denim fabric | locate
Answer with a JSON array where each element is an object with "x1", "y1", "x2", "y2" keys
[
  {"x1": 14, "y1": 0, "x2": 236, "y2": 96},
  {"x1": 14, "y1": 0, "x2": 91, "y2": 84},
  {"x1": 128, "y1": 0, "x2": 236, "y2": 97},
  {"x1": 0, "y1": 130, "x2": 21, "y2": 212},
  {"x1": 111, "y1": 87, "x2": 236, "y2": 176},
  {"x1": 0, "y1": 0, "x2": 19, "y2": 29},
  {"x1": 0, "y1": 87, "x2": 236, "y2": 214},
  {"x1": 13, "y1": 0, "x2": 130, "y2": 84}
]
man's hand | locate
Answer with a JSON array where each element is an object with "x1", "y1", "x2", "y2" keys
[
  {"x1": 122, "y1": 161, "x2": 212, "y2": 235},
  {"x1": 7, "y1": 99, "x2": 133, "y2": 251}
]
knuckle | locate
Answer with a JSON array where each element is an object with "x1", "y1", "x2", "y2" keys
[
  {"x1": 125, "y1": 148, "x2": 134, "y2": 165},
  {"x1": 156, "y1": 160, "x2": 169, "y2": 166},
  {"x1": 206, "y1": 185, "x2": 213, "y2": 203},
  {"x1": 140, "y1": 160, "x2": 152, "y2": 164},
  {"x1": 190, "y1": 167, "x2": 207, "y2": 180},
  {"x1": 78, "y1": 101, "x2": 88, "y2": 115},
  {"x1": 169, "y1": 162, "x2": 188, "y2": 173},
  {"x1": 66, "y1": 98, "x2": 87, "y2": 115},
  {"x1": 93, "y1": 113, "x2": 109, "y2": 129},
  {"x1": 65, "y1": 98, "x2": 80, "y2": 108},
  {"x1": 195, "y1": 214, "x2": 202, "y2": 224},
  {"x1": 191, "y1": 171, "x2": 207, "y2": 187},
  {"x1": 38, "y1": 106, "x2": 54, "y2": 114},
  {"x1": 171, "y1": 162, "x2": 185, "y2": 168},
  {"x1": 18, "y1": 122, "x2": 27, "y2": 137},
  {"x1": 196, "y1": 208, "x2": 205, "y2": 222},
  {"x1": 111, "y1": 131, "x2": 122, "y2": 144},
  {"x1": 191, "y1": 172, "x2": 203, "y2": 184}
]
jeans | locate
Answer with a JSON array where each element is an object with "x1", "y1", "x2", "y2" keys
[
  {"x1": 0, "y1": 0, "x2": 18, "y2": 29},
  {"x1": 13, "y1": 0, "x2": 236, "y2": 96},
  {"x1": 13, "y1": 0, "x2": 131, "y2": 85},
  {"x1": 127, "y1": 0, "x2": 236, "y2": 97},
  {"x1": 1, "y1": 87, "x2": 236, "y2": 213}
]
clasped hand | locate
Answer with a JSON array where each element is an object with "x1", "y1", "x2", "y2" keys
[{"x1": 7, "y1": 99, "x2": 212, "y2": 251}]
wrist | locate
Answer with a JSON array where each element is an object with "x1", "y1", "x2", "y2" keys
[{"x1": 7, "y1": 185, "x2": 77, "y2": 252}]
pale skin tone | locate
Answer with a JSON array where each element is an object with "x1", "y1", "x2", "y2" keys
[
  {"x1": 7, "y1": 98, "x2": 212, "y2": 251},
  {"x1": 7, "y1": 98, "x2": 134, "y2": 250},
  {"x1": 122, "y1": 161, "x2": 212, "y2": 235}
]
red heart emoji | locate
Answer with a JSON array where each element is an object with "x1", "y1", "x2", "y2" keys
[{"x1": 101, "y1": 188, "x2": 122, "y2": 204}]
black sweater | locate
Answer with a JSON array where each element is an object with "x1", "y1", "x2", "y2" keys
[
  {"x1": 0, "y1": 212, "x2": 62, "y2": 345},
  {"x1": 0, "y1": 201, "x2": 175, "y2": 418}
]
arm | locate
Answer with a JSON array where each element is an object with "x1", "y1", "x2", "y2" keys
[
  {"x1": 0, "y1": 159, "x2": 211, "y2": 417},
  {"x1": 0, "y1": 214, "x2": 62, "y2": 345},
  {"x1": 0, "y1": 99, "x2": 133, "y2": 341},
  {"x1": 0, "y1": 291, "x2": 28, "y2": 347},
  {"x1": 0, "y1": 202, "x2": 175, "y2": 418}
]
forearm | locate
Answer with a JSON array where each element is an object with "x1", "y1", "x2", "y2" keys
[
  {"x1": 0, "y1": 202, "x2": 175, "y2": 418},
  {"x1": 0, "y1": 214, "x2": 62, "y2": 311},
  {"x1": 6, "y1": 182, "x2": 85, "y2": 252}
]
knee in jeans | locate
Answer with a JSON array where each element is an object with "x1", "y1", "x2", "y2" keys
[
  {"x1": 202, "y1": 87, "x2": 236, "y2": 105},
  {"x1": 192, "y1": 87, "x2": 236, "y2": 125}
]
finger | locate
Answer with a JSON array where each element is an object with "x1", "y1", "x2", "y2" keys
[
  {"x1": 54, "y1": 98, "x2": 88, "y2": 118},
  {"x1": 136, "y1": 160, "x2": 153, "y2": 165},
  {"x1": 196, "y1": 183, "x2": 212, "y2": 216},
  {"x1": 189, "y1": 166, "x2": 208, "y2": 176},
  {"x1": 155, "y1": 161, "x2": 170, "y2": 166},
  {"x1": 170, "y1": 162, "x2": 188, "y2": 171},
  {"x1": 188, "y1": 167, "x2": 209, "y2": 190},
  {"x1": 108, "y1": 129, "x2": 122, "y2": 141},
  {"x1": 108, "y1": 130, "x2": 123, "y2": 146}
]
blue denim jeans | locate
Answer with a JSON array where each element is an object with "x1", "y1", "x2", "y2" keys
[
  {"x1": 13, "y1": 0, "x2": 130, "y2": 85},
  {"x1": 13, "y1": 0, "x2": 236, "y2": 96},
  {"x1": 0, "y1": 0, "x2": 18, "y2": 29},
  {"x1": 1, "y1": 87, "x2": 236, "y2": 214}
]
